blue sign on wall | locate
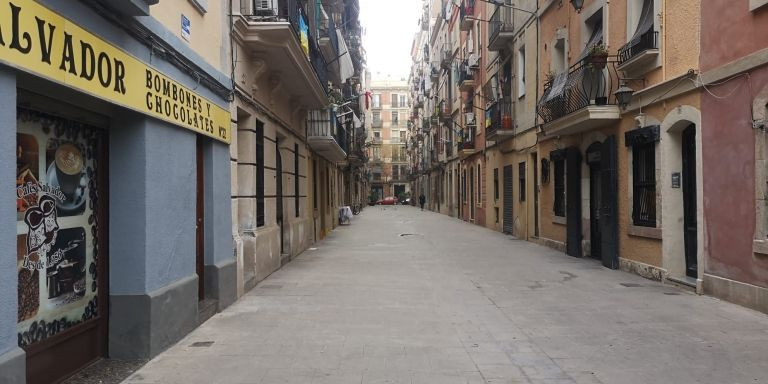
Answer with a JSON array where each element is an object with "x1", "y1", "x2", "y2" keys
[{"x1": 181, "y1": 15, "x2": 191, "y2": 41}]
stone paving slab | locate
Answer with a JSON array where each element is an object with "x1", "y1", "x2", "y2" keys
[{"x1": 123, "y1": 207, "x2": 768, "y2": 384}]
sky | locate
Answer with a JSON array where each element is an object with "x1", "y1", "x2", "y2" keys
[{"x1": 360, "y1": 0, "x2": 423, "y2": 83}]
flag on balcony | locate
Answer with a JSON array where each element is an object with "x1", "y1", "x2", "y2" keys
[{"x1": 299, "y1": 12, "x2": 309, "y2": 58}]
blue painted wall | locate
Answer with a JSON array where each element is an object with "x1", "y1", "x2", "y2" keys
[
  {"x1": 110, "y1": 113, "x2": 198, "y2": 294},
  {"x1": 0, "y1": 68, "x2": 17, "y2": 357},
  {"x1": 205, "y1": 141, "x2": 233, "y2": 265}
]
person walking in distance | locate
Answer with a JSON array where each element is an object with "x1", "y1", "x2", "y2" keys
[{"x1": 419, "y1": 193, "x2": 426, "y2": 211}]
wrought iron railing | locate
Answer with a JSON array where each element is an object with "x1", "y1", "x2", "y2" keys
[
  {"x1": 460, "y1": 126, "x2": 476, "y2": 150},
  {"x1": 489, "y1": 5, "x2": 513, "y2": 45},
  {"x1": 459, "y1": 60, "x2": 474, "y2": 83},
  {"x1": 460, "y1": 0, "x2": 476, "y2": 23},
  {"x1": 307, "y1": 108, "x2": 348, "y2": 152},
  {"x1": 536, "y1": 57, "x2": 621, "y2": 124},
  {"x1": 319, "y1": 4, "x2": 339, "y2": 56},
  {"x1": 486, "y1": 100, "x2": 513, "y2": 136},
  {"x1": 618, "y1": 30, "x2": 658, "y2": 65}
]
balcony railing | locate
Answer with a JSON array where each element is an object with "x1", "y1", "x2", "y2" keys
[
  {"x1": 486, "y1": 100, "x2": 513, "y2": 138},
  {"x1": 488, "y1": 5, "x2": 514, "y2": 51},
  {"x1": 618, "y1": 30, "x2": 658, "y2": 65},
  {"x1": 440, "y1": 44, "x2": 453, "y2": 69},
  {"x1": 459, "y1": 61, "x2": 476, "y2": 91},
  {"x1": 307, "y1": 108, "x2": 348, "y2": 161},
  {"x1": 318, "y1": 4, "x2": 339, "y2": 59},
  {"x1": 460, "y1": 0, "x2": 476, "y2": 31},
  {"x1": 235, "y1": 0, "x2": 328, "y2": 107},
  {"x1": 460, "y1": 126, "x2": 476, "y2": 150},
  {"x1": 537, "y1": 57, "x2": 621, "y2": 125}
]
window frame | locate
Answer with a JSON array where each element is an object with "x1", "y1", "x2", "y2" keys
[
  {"x1": 631, "y1": 141, "x2": 657, "y2": 227},
  {"x1": 519, "y1": 162, "x2": 526, "y2": 202},
  {"x1": 294, "y1": 143, "x2": 300, "y2": 217},
  {"x1": 256, "y1": 120, "x2": 265, "y2": 227},
  {"x1": 625, "y1": 125, "x2": 661, "y2": 228},
  {"x1": 553, "y1": 157, "x2": 566, "y2": 217}
]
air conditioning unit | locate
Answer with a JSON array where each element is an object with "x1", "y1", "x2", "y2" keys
[
  {"x1": 253, "y1": 0, "x2": 277, "y2": 16},
  {"x1": 465, "y1": 112, "x2": 476, "y2": 126}
]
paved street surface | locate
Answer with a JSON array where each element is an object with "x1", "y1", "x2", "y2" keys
[{"x1": 124, "y1": 207, "x2": 768, "y2": 384}]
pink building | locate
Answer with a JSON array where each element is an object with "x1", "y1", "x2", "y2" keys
[{"x1": 700, "y1": 0, "x2": 768, "y2": 313}]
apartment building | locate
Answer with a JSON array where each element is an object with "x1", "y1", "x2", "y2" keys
[
  {"x1": 408, "y1": 0, "x2": 768, "y2": 315},
  {"x1": 369, "y1": 81, "x2": 411, "y2": 200},
  {"x1": 231, "y1": 0, "x2": 367, "y2": 294}
]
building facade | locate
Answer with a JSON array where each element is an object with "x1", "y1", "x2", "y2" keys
[
  {"x1": 1, "y1": 1, "x2": 235, "y2": 383},
  {"x1": 230, "y1": 0, "x2": 367, "y2": 295},
  {"x1": 409, "y1": 0, "x2": 768, "y2": 315},
  {"x1": 369, "y1": 80, "x2": 411, "y2": 200},
  {"x1": 699, "y1": 0, "x2": 768, "y2": 313}
]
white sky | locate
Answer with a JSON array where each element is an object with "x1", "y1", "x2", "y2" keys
[{"x1": 360, "y1": 0, "x2": 423, "y2": 82}]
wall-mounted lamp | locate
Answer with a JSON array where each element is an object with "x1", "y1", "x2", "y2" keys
[
  {"x1": 614, "y1": 83, "x2": 635, "y2": 110},
  {"x1": 614, "y1": 77, "x2": 645, "y2": 110},
  {"x1": 570, "y1": 0, "x2": 584, "y2": 13}
]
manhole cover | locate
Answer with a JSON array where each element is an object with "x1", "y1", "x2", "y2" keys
[
  {"x1": 191, "y1": 341, "x2": 214, "y2": 348},
  {"x1": 399, "y1": 233, "x2": 414, "y2": 237},
  {"x1": 260, "y1": 284, "x2": 283, "y2": 289},
  {"x1": 620, "y1": 283, "x2": 643, "y2": 287},
  {"x1": 663, "y1": 292, "x2": 681, "y2": 295}
]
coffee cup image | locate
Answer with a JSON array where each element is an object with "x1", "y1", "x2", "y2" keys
[{"x1": 54, "y1": 143, "x2": 83, "y2": 198}]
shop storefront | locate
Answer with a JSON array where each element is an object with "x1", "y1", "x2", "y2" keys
[{"x1": 0, "y1": 1, "x2": 236, "y2": 383}]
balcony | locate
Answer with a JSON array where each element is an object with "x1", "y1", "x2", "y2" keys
[
  {"x1": 317, "y1": 5, "x2": 341, "y2": 83},
  {"x1": 486, "y1": 100, "x2": 514, "y2": 140},
  {"x1": 430, "y1": 65, "x2": 440, "y2": 81},
  {"x1": 459, "y1": 0, "x2": 475, "y2": 31},
  {"x1": 459, "y1": 134, "x2": 477, "y2": 159},
  {"x1": 307, "y1": 108, "x2": 348, "y2": 162},
  {"x1": 459, "y1": 62, "x2": 476, "y2": 92},
  {"x1": 413, "y1": 94, "x2": 424, "y2": 108},
  {"x1": 440, "y1": 45, "x2": 453, "y2": 70},
  {"x1": 234, "y1": 0, "x2": 327, "y2": 109},
  {"x1": 372, "y1": 119, "x2": 383, "y2": 128},
  {"x1": 488, "y1": 5, "x2": 514, "y2": 51},
  {"x1": 617, "y1": 30, "x2": 659, "y2": 76},
  {"x1": 536, "y1": 57, "x2": 621, "y2": 137},
  {"x1": 438, "y1": 101, "x2": 452, "y2": 122}
]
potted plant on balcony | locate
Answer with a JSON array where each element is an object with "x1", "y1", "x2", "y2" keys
[
  {"x1": 544, "y1": 70, "x2": 557, "y2": 85},
  {"x1": 502, "y1": 114, "x2": 513, "y2": 131},
  {"x1": 585, "y1": 43, "x2": 609, "y2": 70}
]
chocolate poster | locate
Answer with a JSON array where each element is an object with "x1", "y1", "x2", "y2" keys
[{"x1": 15, "y1": 109, "x2": 101, "y2": 348}]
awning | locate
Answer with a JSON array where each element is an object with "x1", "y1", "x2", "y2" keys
[
  {"x1": 629, "y1": 0, "x2": 654, "y2": 45},
  {"x1": 353, "y1": 113, "x2": 362, "y2": 129},
  {"x1": 576, "y1": 24, "x2": 603, "y2": 62},
  {"x1": 336, "y1": 29, "x2": 355, "y2": 83}
]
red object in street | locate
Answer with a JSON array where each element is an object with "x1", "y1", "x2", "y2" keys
[{"x1": 377, "y1": 196, "x2": 399, "y2": 205}]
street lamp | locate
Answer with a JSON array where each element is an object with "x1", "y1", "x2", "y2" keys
[
  {"x1": 614, "y1": 83, "x2": 636, "y2": 110},
  {"x1": 570, "y1": 0, "x2": 584, "y2": 13}
]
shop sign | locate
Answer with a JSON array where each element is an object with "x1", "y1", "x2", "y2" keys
[{"x1": 0, "y1": 1, "x2": 231, "y2": 143}]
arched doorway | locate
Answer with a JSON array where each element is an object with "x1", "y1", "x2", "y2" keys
[{"x1": 682, "y1": 124, "x2": 698, "y2": 277}]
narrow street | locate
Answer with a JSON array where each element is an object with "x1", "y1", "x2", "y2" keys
[{"x1": 124, "y1": 207, "x2": 768, "y2": 384}]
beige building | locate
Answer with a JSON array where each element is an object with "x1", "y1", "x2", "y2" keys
[
  {"x1": 369, "y1": 80, "x2": 411, "y2": 200},
  {"x1": 230, "y1": 0, "x2": 367, "y2": 295},
  {"x1": 409, "y1": 0, "x2": 711, "y2": 295}
]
